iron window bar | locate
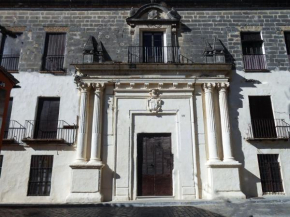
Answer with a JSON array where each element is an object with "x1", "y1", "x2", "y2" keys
[
  {"x1": 243, "y1": 54, "x2": 267, "y2": 71},
  {"x1": 42, "y1": 55, "x2": 65, "y2": 72},
  {"x1": 3, "y1": 120, "x2": 26, "y2": 144},
  {"x1": 0, "y1": 54, "x2": 20, "y2": 71},
  {"x1": 245, "y1": 119, "x2": 290, "y2": 140},
  {"x1": 23, "y1": 120, "x2": 77, "y2": 145}
]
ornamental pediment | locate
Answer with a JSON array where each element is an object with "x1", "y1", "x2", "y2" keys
[{"x1": 126, "y1": 3, "x2": 181, "y2": 26}]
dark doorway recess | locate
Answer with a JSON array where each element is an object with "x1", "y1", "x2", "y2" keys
[
  {"x1": 137, "y1": 133, "x2": 173, "y2": 196},
  {"x1": 34, "y1": 97, "x2": 60, "y2": 139},
  {"x1": 249, "y1": 96, "x2": 276, "y2": 138},
  {"x1": 142, "y1": 32, "x2": 163, "y2": 63}
]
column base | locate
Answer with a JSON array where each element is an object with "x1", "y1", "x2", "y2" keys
[
  {"x1": 206, "y1": 161, "x2": 246, "y2": 200},
  {"x1": 66, "y1": 163, "x2": 104, "y2": 204}
]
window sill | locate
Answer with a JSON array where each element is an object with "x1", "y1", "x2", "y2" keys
[
  {"x1": 39, "y1": 71, "x2": 66, "y2": 75},
  {"x1": 244, "y1": 69, "x2": 270, "y2": 73},
  {"x1": 7, "y1": 71, "x2": 19, "y2": 73},
  {"x1": 22, "y1": 138, "x2": 65, "y2": 144},
  {"x1": 2, "y1": 139, "x2": 17, "y2": 144},
  {"x1": 245, "y1": 137, "x2": 289, "y2": 141}
]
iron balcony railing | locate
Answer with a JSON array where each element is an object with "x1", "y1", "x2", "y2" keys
[
  {"x1": 128, "y1": 46, "x2": 194, "y2": 64},
  {"x1": 0, "y1": 54, "x2": 20, "y2": 71},
  {"x1": 246, "y1": 119, "x2": 290, "y2": 140},
  {"x1": 24, "y1": 120, "x2": 77, "y2": 145},
  {"x1": 243, "y1": 54, "x2": 267, "y2": 71},
  {"x1": 42, "y1": 55, "x2": 64, "y2": 72},
  {"x1": 3, "y1": 120, "x2": 26, "y2": 144},
  {"x1": 1, "y1": 0, "x2": 290, "y2": 7}
]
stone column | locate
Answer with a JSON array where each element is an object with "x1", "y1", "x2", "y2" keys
[
  {"x1": 75, "y1": 83, "x2": 89, "y2": 163},
  {"x1": 218, "y1": 83, "x2": 234, "y2": 162},
  {"x1": 203, "y1": 83, "x2": 220, "y2": 162},
  {"x1": 88, "y1": 83, "x2": 104, "y2": 165}
]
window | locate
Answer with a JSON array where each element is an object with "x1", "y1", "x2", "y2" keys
[
  {"x1": 0, "y1": 33, "x2": 22, "y2": 72},
  {"x1": 258, "y1": 154, "x2": 283, "y2": 193},
  {"x1": 34, "y1": 97, "x2": 60, "y2": 139},
  {"x1": 249, "y1": 96, "x2": 276, "y2": 138},
  {"x1": 4, "y1": 98, "x2": 13, "y2": 139},
  {"x1": 42, "y1": 33, "x2": 66, "y2": 72},
  {"x1": 241, "y1": 32, "x2": 267, "y2": 71},
  {"x1": 27, "y1": 155, "x2": 53, "y2": 196},
  {"x1": 284, "y1": 32, "x2": 290, "y2": 62},
  {"x1": 143, "y1": 32, "x2": 164, "y2": 63},
  {"x1": 0, "y1": 155, "x2": 3, "y2": 177}
]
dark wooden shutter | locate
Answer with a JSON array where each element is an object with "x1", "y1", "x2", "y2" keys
[
  {"x1": 34, "y1": 98, "x2": 60, "y2": 139},
  {"x1": 0, "y1": 155, "x2": 3, "y2": 177},
  {"x1": 4, "y1": 98, "x2": 13, "y2": 138},
  {"x1": 258, "y1": 154, "x2": 284, "y2": 193},
  {"x1": 249, "y1": 96, "x2": 276, "y2": 138},
  {"x1": 143, "y1": 32, "x2": 163, "y2": 63},
  {"x1": 0, "y1": 33, "x2": 22, "y2": 71},
  {"x1": 27, "y1": 155, "x2": 53, "y2": 196},
  {"x1": 42, "y1": 33, "x2": 66, "y2": 71}
]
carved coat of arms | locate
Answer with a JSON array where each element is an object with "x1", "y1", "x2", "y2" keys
[{"x1": 148, "y1": 89, "x2": 162, "y2": 113}]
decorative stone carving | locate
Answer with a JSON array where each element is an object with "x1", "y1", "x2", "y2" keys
[
  {"x1": 169, "y1": 7, "x2": 181, "y2": 20},
  {"x1": 148, "y1": 89, "x2": 162, "y2": 113},
  {"x1": 148, "y1": 10, "x2": 160, "y2": 19}
]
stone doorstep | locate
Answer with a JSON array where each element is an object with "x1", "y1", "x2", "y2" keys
[{"x1": 1, "y1": 197, "x2": 290, "y2": 207}]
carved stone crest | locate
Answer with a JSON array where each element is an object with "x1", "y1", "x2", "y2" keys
[
  {"x1": 148, "y1": 10, "x2": 160, "y2": 19},
  {"x1": 148, "y1": 89, "x2": 162, "y2": 113}
]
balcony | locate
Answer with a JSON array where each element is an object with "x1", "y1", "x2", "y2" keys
[
  {"x1": 0, "y1": 54, "x2": 20, "y2": 72},
  {"x1": 22, "y1": 120, "x2": 77, "y2": 145},
  {"x1": 245, "y1": 119, "x2": 290, "y2": 141},
  {"x1": 128, "y1": 46, "x2": 193, "y2": 64},
  {"x1": 3, "y1": 120, "x2": 25, "y2": 144},
  {"x1": 42, "y1": 55, "x2": 65, "y2": 72},
  {"x1": 243, "y1": 54, "x2": 268, "y2": 72}
]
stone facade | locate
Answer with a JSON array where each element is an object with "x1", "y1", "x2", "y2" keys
[{"x1": 0, "y1": 2, "x2": 290, "y2": 203}]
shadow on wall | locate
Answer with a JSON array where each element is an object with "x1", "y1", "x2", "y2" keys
[{"x1": 229, "y1": 70, "x2": 260, "y2": 198}]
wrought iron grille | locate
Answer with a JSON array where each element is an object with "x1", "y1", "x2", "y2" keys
[
  {"x1": 243, "y1": 54, "x2": 267, "y2": 70},
  {"x1": 0, "y1": 155, "x2": 3, "y2": 178},
  {"x1": 3, "y1": 120, "x2": 26, "y2": 144},
  {"x1": 24, "y1": 120, "x2": 77, "y2": 145},
  {"x1": 27, "y1": 155, "x2": 53, "y2": 196},
  {"x1": 128, "y1": 46, "x2": 194, "y2": 63},
  {"x1": 0, "y1": 55, "x2": 20, "y2": 71},
  {"x1": 42, "y1": 55, "x2": 64, "y2": 71},
  {"x1": 258, "y1": 154, "x2": 284, "y2": 193},
  {"x1": 246, "y1": 119, "x2": 290, "y2": 140}
]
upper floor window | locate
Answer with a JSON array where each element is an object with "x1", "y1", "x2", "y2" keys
[
  {"x1": 0, "y1": 33, "x2": 22, "y2": 72},
  {"x1": 0, "y1": 155, "x2": 3, "y2": 178},
  {"x1": 42, "y1": 33, "x2": 66, "y2": 72},
  {"x1": 241, "y1": 32, "x2": 267, "y2": 71},
  {"x1": 284, "y1": 32, "x2": 290, "y2": 62},
  {"x1": 27, "y1": 155, "x2": 53, "y2": 196}
]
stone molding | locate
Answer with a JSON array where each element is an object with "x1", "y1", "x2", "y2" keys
[
  {"x1": 5, "y1": 26, "x2": 26, "y2": 32},
  {"x1": 44, "y1": 26, "x2": 69, "y2": 32}
]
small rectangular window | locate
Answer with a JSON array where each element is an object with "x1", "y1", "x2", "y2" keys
[
  {"x1": 241, "y1": 32, "x2": 267, "y2": 71},
  {"x1": 0, "y1": 155, "x2": 3, "y2": 177},
  {"x1": 0, "y1": 33, "x2": 22, "y2": 72},
  {"x1": 27, "y1": 155, "x2": 53, "y2": 196},
  {"x1": 258, "y1": 154, "x2": 284, "y2": 193},
  {"x1": 42, "y1": 33, "x2": 66, "y2": 72}
]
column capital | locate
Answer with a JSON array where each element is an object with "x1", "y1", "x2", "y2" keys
[
  {"x1": 91, "y1": 83, "x2": 105, "y2": 93},
  {"x1": 78, "y1": 83, "x2": 90, "y2": 93},
  {"x1": 202, "y1": 83, "x2": 216, "y2": 92},
  {"x1": 217, "y1": 82, "x2": 230, "y2": 91}
]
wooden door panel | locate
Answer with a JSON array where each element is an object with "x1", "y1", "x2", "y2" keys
[{"x1": 137, "y1": 133, "x2": 173, "y2": 196}]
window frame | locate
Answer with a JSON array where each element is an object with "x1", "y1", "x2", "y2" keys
[{"x1": 27, "y1": 155, "x2": 54, "y2": 196}]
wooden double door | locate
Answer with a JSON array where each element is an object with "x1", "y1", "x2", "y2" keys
[{"x1": 137, "y1": 133, "x2": 173, "y2": 196}]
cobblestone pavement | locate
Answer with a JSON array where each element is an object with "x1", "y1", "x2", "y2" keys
[{"x1": 0, "y1": 199, "x2": 290, "y2": 217}]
